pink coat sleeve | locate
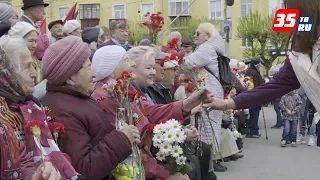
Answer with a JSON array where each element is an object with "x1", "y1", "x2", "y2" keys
[{"x1": 141, "y1": 99, "x2": 190, "y2": 123}]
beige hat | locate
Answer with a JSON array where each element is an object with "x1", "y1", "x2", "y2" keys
[
  {"x1": 8, "y1": 22, "x2": 37, "y2": 38},
  {"x1": 63, "y1": 20, "x2": 81, "y2": 35}
]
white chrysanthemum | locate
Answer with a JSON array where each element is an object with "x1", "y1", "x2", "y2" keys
[
  {"x1": 163, "y1": 130, "x2": 176, "y2": 143},
  {"x1": 174, "y1": 130, "x2": 187, "y2": 143},
  {"x1": 153, "y1": 124, "x2": 166, "y2": 134},
  {"x1": 176, "y1": 156, "x2": 186, "y2": 165},
  {"x1": 160, "y1": 142, "x2": 172, "y2": 154},
  {"x1": 171, "y1": 145, "x2": 183, "y2": 158},
  {"x1": 156, "y1": 151, "x2": 166, "y2": 161},
  {"x1": 152, "y1": 133, "x2": 164, "y2": 145}
]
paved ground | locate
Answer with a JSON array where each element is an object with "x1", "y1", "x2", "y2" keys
[{"x1": 217, "y1": 106, "x2": 319, "y2": 180}]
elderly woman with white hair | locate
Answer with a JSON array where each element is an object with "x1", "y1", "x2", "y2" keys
[{"x1": 183, "y1": 22, "x2": 227, "y2": 171}]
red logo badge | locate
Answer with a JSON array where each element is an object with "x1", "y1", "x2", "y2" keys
[{"x1": 272, "y1": 9, "x2": 299, "y2": 32}]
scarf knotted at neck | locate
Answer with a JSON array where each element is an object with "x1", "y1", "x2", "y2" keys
[{"x1": 112, "y1": 38, "x2": 129, "y2": 50}]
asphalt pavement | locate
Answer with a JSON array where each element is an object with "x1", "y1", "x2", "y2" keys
[{"x1": 217, "y1": 106, "x2": 319, "y2": 180}]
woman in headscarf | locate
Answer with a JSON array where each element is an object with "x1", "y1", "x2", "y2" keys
[
  {"x1": 0, "y1": 35, "x2": 65, "y2": 179},
  {"x1": 42, "y1": 38, "x2": 139, "y2": 180},
  {"x1": 90, "y1": 45, "x2": 208, "y2": 180}
]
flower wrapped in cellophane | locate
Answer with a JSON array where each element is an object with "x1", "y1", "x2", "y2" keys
[
  {"x1": 104, "y1": 72, "x2": 145, "y2": 180},
  {"x1": 151, "y1": 118, "x2": 192, "y2": 175}
]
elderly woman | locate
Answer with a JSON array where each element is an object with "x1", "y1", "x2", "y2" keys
[
  {"x1": 161, "y1": 31, "x2": 182, "y2": 53},
  {"x1": 98, "y1": 20, "x2": 132, "y2": 50},
  {"x1": 9, "y1": 22, "x2": 41, "y2": 83},
  {"x1": 90, "y1": 45, "x2": 207, "y2": 180},
  {"x1": 63, "y1": 20, "x2": 81, "y2": 37},
  {"x1": 0, "y1": 35, "x2": 73, "y2": 179},
  {"x1": 42, "y1": 38, "x2": 139, "y2": 180},
  {"x1": 183, "y1": 22, "x2": 226, "y2": 171}
]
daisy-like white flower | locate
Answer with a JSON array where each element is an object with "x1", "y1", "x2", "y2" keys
[
  {"x1": 163, "y1": 130, "x2": 176, "y2": 143},
  {"x1": 176, "y1": 156, "x2": 187, "y2": 165},
  {"x1": 160, "y1": 142, "x2": 172, "y2": 154},
  {"x1": 156, "y1": 151, "x2": 166, "y2": 161},
  {"x1": 171, "y1": 145, "x2": 183, "y2": 158},
  {"x1": 152, "y1": 133, "x2": 164, "y2": 145},
  {"x1": 174, "y1": 130, "x2": 187, "y2": 143},
  {"x1": 153, "y1": 124, "x2": 166, "y2": 134}
]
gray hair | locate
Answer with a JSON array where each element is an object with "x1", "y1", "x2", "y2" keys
[
  {"x1": 0, "y1": 35, "x2": 27, "y2": 71},
  {"x1": 109, "y1": 20, "x2": 128, "y2": 37},
  {"x1": 127, "y1": 46, "x2": 155, "y2": 66},
  {"x1": 167, "y1": 31, "x2": 182, "y2": 44},
  {"x1": 198, "y1": 22, "x2": 219, "y2": 38}
]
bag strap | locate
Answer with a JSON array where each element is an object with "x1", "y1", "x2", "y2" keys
[{"x1": 204, "y1": 52, "x2": 223, "y2": 82}]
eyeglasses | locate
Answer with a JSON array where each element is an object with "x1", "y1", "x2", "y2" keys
[
  {"x1": 118, "y1": 29, "x2": 129, "y2": 33},
  {"x1": 194, "y1": 31, "x2": 200, "y2": 37}
]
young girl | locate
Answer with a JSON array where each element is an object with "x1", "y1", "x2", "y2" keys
[{"x1": 280, "y1": 90, "x2": 303, "y2": 147}]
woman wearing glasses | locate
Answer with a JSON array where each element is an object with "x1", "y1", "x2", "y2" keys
[
  {"x1": 183, "y1": 22, "x2": 228, "y2": 172},
  {"x1": 204, "y1": 0, "x2": 320, "y2": 146}
]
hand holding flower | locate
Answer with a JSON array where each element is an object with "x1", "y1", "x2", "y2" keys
[
  {"x1": 31, "y1": 162, "x2": 58, "y2": 180},
  {"x1": 185, "y1": 125, "x2": 198, "y2": 142}
]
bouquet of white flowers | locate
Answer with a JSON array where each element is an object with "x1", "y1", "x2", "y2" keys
[{"x1": 151, "y1": 118, "x2": 192, "y2": 175}]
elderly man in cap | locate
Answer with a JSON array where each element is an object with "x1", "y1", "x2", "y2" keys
[
  {"x1": 20, "y1": 0, "x2": 49, "y2": 28},
  {"x1": 48, "y1": 20, "x2": 63, "y2": 44}
]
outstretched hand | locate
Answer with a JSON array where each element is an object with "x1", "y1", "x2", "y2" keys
[
  {"x1": 203, "y1": 97, "x2": 236, "y2": 111},
  {"x1": 182, "y1": 88, "x2": 212, "y2": 112}
]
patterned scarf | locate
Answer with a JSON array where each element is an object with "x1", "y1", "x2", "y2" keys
[
  {"x1": 0, "y1": 46, "x2": 26, "y2": 104},
  {"x1": 111, "y1": 38, "x2": 129, "y2": 51}
]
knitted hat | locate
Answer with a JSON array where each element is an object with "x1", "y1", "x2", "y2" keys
[
  {"x1": 63, "y1": 20, "x2": 81, "y2": 35},
  {"x1": 41, "y1": 38, "x2": 91, "y2": 85},
  {"x1": 8, "y1": 22, "x2": 37, "y2": 38},
  {"x1": 81, "y1": 27, "x2": 100, "y2": 44},
  {"x1": 0, "y1": 3, "x2": 15, "y2": 23},
  {"x1": 91, "y1": 45, "x2": 126, "y2": 82}
]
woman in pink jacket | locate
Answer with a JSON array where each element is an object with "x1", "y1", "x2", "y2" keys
[{"x1": 91, "y1": 45, "x2": 205, "y2": 180}]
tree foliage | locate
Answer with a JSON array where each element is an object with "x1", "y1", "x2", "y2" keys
[{"x1": 236, "y1": 11, "x2": 288, "y2": 71}]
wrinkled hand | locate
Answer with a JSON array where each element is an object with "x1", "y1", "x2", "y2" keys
[
  {"x1": 31, "y1": 162, "x2": 58, "y2": 180},
  {"x1": 185, "y1": 125, "x2": 199, "y2": 142},
  {"x1": 190, "y1": 105, "x2": 203, "y2": 115},
  {"x1": 120, "y1": 124, "x2": 141, "y2": 145},
  {"x1": 167, "y1": 173, "x2": 190, "y2": 180},
  {"x1": 182, "y1": 88, "x2": 211, "y2": 112}
]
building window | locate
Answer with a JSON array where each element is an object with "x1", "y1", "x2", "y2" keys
[
  {"x1": 241, "y1": 0, "x2": 252, "y2": 17},
  {"x1": 59, "y1": 7, "x2": 69, "y2": 20},
  {"x1": 79, "y1": 4, "x2": 100, "y2": 19},
  {"x1": 280, "y1": 0, "x2": 285, "y2": 8},
  {"x1": 209, "y1": 0, "x2": 222, "y2": 19},
  {"x1": 141, "y1": 3, "x2": 154, "y2": 20},
  {"x1": 226, "y1": 6, "x2": 232, "y2": 19},
  {"x1": 169, "y1": 0, "x2": 190, "y2": 16},
  {"x1": 112, "y1": 4, "x2": 126, "y2": 19}
]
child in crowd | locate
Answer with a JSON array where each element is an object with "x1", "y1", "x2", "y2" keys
[{"x1": 280, "y1": 90, "x2": 302, "y2": 147}]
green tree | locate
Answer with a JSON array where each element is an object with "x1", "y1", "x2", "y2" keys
[
  {"x1": 127, "y1": 20, "x2": 149, "y2": 46},
  {"x1": 236, "y1": 11, "x2": 288, "y2": 71}
]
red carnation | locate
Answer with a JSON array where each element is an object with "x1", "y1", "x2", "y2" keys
[
  {"x1": 185, "y1": 83, "x2": 195, "y2": 93},
  {"x1": 233, "y1": 68, "x2": 239, "y2": 71},
  {"x1": 49, "y1": 122, "x2": 65, "y2": 137},
  {"x1": 184, "y1": 76, "x2": 191, "y2": 83},
  {"x1": 114, "y1": 83, "x2": 125, "y2": 91},
  {"x1": 242, "y1": 71, "x2": 246, "y2": 75},
  {"x1": 197, "y1": 79, "x2": 203, "y2": 84},
  {"x1": 24, "y1": 120, "x2": 44, "y2": 137},
  {"x1": 224, "y1": 93, "x2": 229, "y2": 99},
  {"x1": 121, "y1": 71, "x2": 132, "y2": 79},
  {"x1": 190, "y1": 67, "x2": 200, "y2": 72},
  {"x1": 169, "y1": 37, "x2": 180, "y2": 49}
]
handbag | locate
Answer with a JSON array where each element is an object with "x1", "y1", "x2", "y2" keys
[{"x1": 204, "y1": 52, "x2": 232, "y2": 87}]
